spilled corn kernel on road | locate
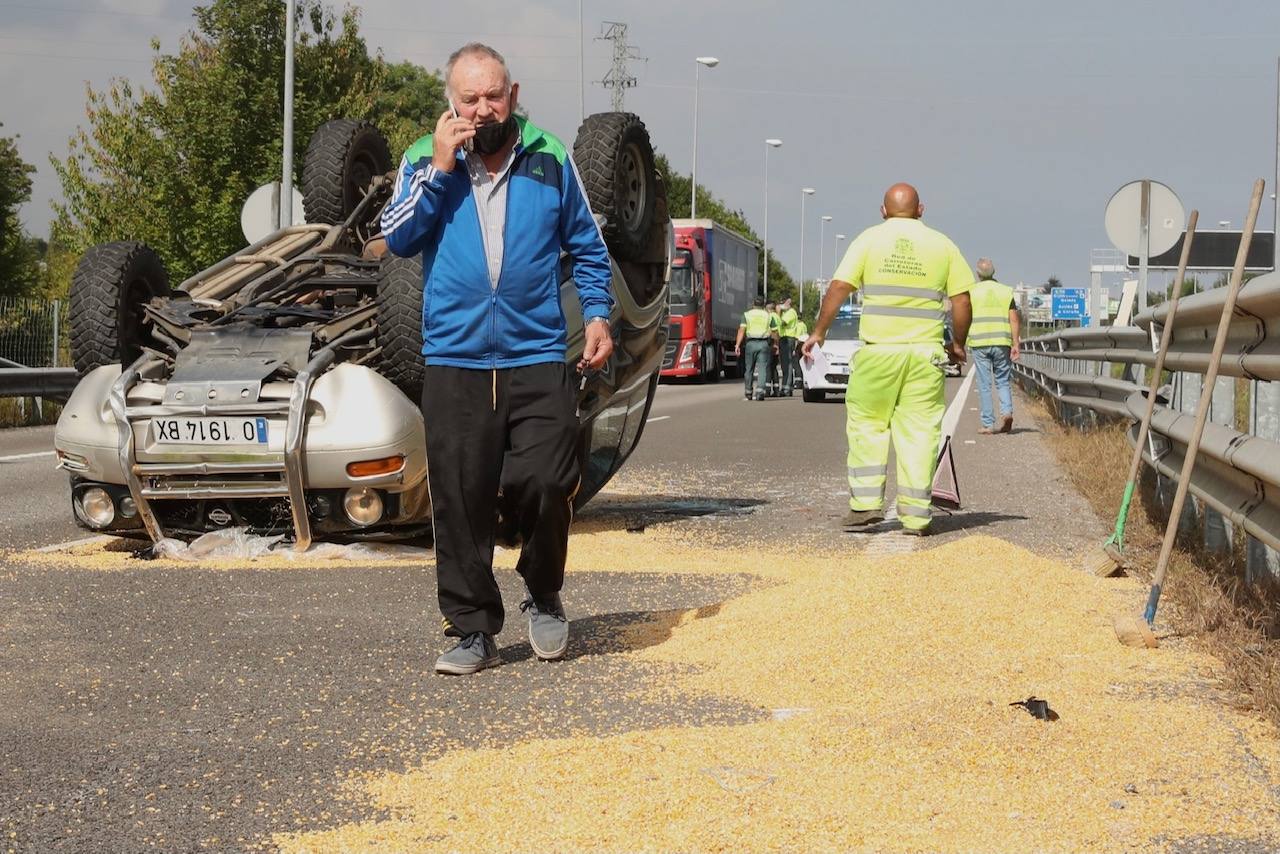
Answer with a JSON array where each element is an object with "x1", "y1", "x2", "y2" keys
[{"x1": 3, "y1": 381, "x2": 1279, "y2": 851}]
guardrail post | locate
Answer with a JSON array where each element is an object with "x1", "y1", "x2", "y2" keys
[
  {"x1": 1203, "y1": 376, "x2": 1237, "y2": 555},
  {"x1": 1171, "y1": 373, "x2": 1202, "y2": 538},
  {"x1": 1248, "y1": 380, "x2": 1280, "y2": 584}
]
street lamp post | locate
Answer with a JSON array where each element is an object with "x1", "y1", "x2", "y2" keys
[
  {"x1": 762, "y1": 139, "x2": 782, "y2": 299},
  {"x1": 280, "y1": 0, "x2": 297, "y2": 228},
  {"x1": 798, "y1": 188, "x2": 815, "y2": 313},
  {"x1": 819, "y1": 215, "x2": 833, "y2": 288},
  {"x1": 578, "y1": 0, "x2": 584, "y2": 124},
  {"x1": 835, "y1": 233, "x2": 848, "y2": 304},
  {"x1": 690, "y1": 56, "x2": 719, "y2": 218}
]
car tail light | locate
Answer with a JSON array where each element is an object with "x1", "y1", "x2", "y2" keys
[
  {"x1": 345, "y1": 455, "x2": 405, "y2": 478},
  {"x1": 56, "y1": 449, "x2": 89, "y2": 472}
]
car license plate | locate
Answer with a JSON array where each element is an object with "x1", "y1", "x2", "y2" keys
[
  {"x1": 835, "y1": 365, "x2": 850, "y2": 375},
  {"x1": 152, "y1": 416, "x2": 268, "y2": 445}
]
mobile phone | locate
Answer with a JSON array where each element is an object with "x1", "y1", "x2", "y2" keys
[{"x1": 448, "y1": 99, "x2": 473, "y2": 153}]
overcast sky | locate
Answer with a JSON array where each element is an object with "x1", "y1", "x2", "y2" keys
[{"x1": 3, "y1": 0, "x2": 1280, "y2": 289}]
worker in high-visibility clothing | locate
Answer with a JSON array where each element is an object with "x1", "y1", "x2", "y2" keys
[
  {"x1": 734, "y1": 296, "x2": 779, "y2": 401},
  {"x1": 793, "y1": 317, "x2": 810, "y2": 383},
  {"x1": 764, "y1": 301, "x2": 782, "y2": 396},
  {"x1": 968, "y1": 258, "x2": 1020, "y2": 434},
  {"x1": 777, "y1": 298, "x2": 800, "y2": 397},
  {"x1": 802, "y1": 183, "x2": 973, "y2": 535}
]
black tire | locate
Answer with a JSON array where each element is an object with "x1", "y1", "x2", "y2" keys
[
  {"x1": 302, "y1": 119, "x2": 392, "y2": 225},
  {"x1": 375, "y1": 254, "x2": 425, "y2": 399},
  {"x1": 802, "y1": 387, "x2": 825, "y2": 403},
  {"x1": 69, "y1": 241, "x2": 170, "y2": 376},
  {"x1": 702, "y1": 344, "x2": 721, "y2": 383},
  {"x1": 573, "y1": 112, "x2": 659, "y2": 263}
]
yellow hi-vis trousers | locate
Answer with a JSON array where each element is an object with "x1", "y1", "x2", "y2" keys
[{"x1": 845, "y1": 342, "x2": 945, "y2": 530}]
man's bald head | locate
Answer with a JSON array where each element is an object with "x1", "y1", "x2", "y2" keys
[
  {"x1": 976, "y1": 258, "x2": 995, "y2": 280},
  {"x1": 881, "y1": 183, "x2": 923, "y2": 220}
]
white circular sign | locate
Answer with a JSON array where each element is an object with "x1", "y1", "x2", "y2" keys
[
  {"x1": 1104, "y1": 180, "x2": 1185, "y2": 257},
  {"x1": 240, "y1": 182, "x2": 306, "y2": 245}
]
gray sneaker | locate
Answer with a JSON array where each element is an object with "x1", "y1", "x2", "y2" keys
[
  {"x1": 434, "y1": 632, "x2": 500, "y2": 675},
  {"x1": 521, "y1": 593, "x2": 569, "y2": 661}
]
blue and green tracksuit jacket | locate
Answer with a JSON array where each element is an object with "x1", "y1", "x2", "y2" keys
[{"x1": 379, "y1": 116, "x2": 613, "y2": 369}]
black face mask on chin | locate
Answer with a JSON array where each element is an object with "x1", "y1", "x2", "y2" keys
[{"x1": 472, "y1": 115, "x2": 517, "y2": 155}]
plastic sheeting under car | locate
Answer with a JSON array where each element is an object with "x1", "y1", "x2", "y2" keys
[{"x1": 150, "y1": 527, "x2": 432, "y2": 562}]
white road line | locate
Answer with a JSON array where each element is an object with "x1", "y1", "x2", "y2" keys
[
  {"x1": 940, "y1": 368, "x2": 977, "y2": 446},
  {"x1": 645, "y1": 415, "x2": 671, "y2": 423},
  {"x1": 0, "y1": 450, "x2": 55, "y2": 463},
  {"x1": 35, "y1": 534, "x2": 116, "y2": 553}
]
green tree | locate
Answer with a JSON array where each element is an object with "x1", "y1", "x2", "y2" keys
[
  {"x1": 52, "y1": 0, "x2": 443, "y2": 288},
  {"x1": 655, "y1": 153, "x2": 798, "y2": 307},
  {"x1": 0, "y1": 124, "x2": 40, "y2": 298},
  {"x1": 374, "y1": 60, "x2": 448, "y2": 158}
]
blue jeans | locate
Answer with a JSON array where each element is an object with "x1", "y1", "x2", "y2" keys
[{"x1": 971, "y1": 346, "x2": 1013, "y2": 428}]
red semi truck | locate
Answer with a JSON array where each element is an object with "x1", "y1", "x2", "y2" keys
[{"x1": 661, "y1": 219, "x2": 760, "y2": 380}]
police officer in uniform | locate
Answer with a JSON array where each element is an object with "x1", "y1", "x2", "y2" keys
[
  {"x1": 777, "y1": 297, "x2": 800, "y2": 396},
  {"x1": 735, "y1": 296, "x2": 778, "y2": 401},
  {"x1": 802, "y1": 183, "x2": 973, "y2": 535},
  {"x1": 793, "y1": 317, "x2": 810, "y2": 390}
]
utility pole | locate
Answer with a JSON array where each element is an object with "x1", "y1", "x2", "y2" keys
[
  {"x1": 578, "y1": 0, "x2": 584, "y2": 124},
  {"x1": 596, "y1": 22, "x2": 645, "y2": 112},
  {"x1": 280, "y1": 0, "x2": 296, "y2": 229}
]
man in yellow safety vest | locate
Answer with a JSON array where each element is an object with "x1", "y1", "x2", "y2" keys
[
  {"x1": 734, "y1": 296, "x2": 779, "y2": 401},
  {"x1": 802, "y1": 183, "x2": 973, "y2": 535},
  {"x1": 777, "y1": 298, "x2": 800, "y2": 396},
  {"x1": 968, "y1": 258, "x2": 1020, "y2": 434},
  {"x1": 793, "y1": 316, "x2": 810, "y2": 381}
]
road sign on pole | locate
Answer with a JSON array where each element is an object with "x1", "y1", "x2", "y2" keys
[{"x1": 1051, "y1": 288, "x2": 1088, "y2": 321}]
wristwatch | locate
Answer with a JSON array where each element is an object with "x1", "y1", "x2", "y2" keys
[{"x1": 586, "y1": 316, "x2": 610, "y2": 328}]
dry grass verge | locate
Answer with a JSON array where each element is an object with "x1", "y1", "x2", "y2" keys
[
  {"x1": 0, "y1": 397, "x2": 60, "y2": 428},
  {"x1": 1033, "y1": 396, "x2": 1280, "y2": 726}
]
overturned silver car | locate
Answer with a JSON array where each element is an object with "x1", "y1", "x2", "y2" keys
[{"x1": 54, "y1": 112, "x2": 670, "y2": 548}]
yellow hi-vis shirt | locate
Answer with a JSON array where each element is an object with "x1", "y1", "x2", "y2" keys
[
  {"x1": 796, "y1": 320, "x2": 809, "y2": 339},
  {"x1": 778, "y1": 307, "x2": 800, "y2": 338},
  {"x1": 831, "y1": 218, "x2": 972, "y2": 344},
  {"x1": 741, "y1": 308, "x2": 774, "y2": 338},
  {"x1": 969, "y1": 278, "x2": 1015, "y2": 348}
]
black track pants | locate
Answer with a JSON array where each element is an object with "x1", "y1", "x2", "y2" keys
[{"x1": 421, "y1": 362, "x2": 580, "y2": 638}]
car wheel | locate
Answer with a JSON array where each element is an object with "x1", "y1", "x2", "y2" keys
[
  {"x1": 802, "y1": 387, "x2": 825, "y2": 402},
  {"x1": 572, "y1": 113, "x2": 661, "y2": 265},
  {"x1": 69, "y1": 241, "x2": 171, "y2": 375},
  {"x1": 375, "y1": 254, "x2": 425, "y2": 399},
  {"x1": 302, "y1": 119, "x2": 392, "y2": 225}
]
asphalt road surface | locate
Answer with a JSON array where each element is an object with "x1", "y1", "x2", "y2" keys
[{"x1": 0, "y1": 375, "x2": 1110, "y2": 851}]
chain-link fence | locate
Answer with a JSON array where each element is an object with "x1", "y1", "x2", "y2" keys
[
  {"x1": 0, "y1": 296, "x2": 67, "y2": 368},
  {"x1": 0, "y1": 297, "x2": 69, "y2": 426}
]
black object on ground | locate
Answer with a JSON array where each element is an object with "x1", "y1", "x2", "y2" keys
[{"x1": 1010, "y1": 696, "x2": 1059, "y2": 721}]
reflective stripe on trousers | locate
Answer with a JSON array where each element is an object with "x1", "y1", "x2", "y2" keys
[{"x1": 844, "y1": 342, "x2": 945, "y2": 529}]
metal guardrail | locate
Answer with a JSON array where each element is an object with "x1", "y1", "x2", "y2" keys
[
  {"x1": 1013, "y1": 269, "x2": 1280, "y2": 566},
  {"x1": 0, "y1": 367, "x2": 78, "y2": 401}
]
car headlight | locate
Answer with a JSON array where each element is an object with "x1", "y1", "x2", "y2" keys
[
  {"x1": 79, "y1": 487, "x2": 116, "y2": 528},
  {"x1": 342, "y1": 487, "x2": 384, "y2": 527}
]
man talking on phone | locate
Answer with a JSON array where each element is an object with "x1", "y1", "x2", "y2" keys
[{"x1": 380, "y1": 43, "x2": 613, "y2": 675}]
